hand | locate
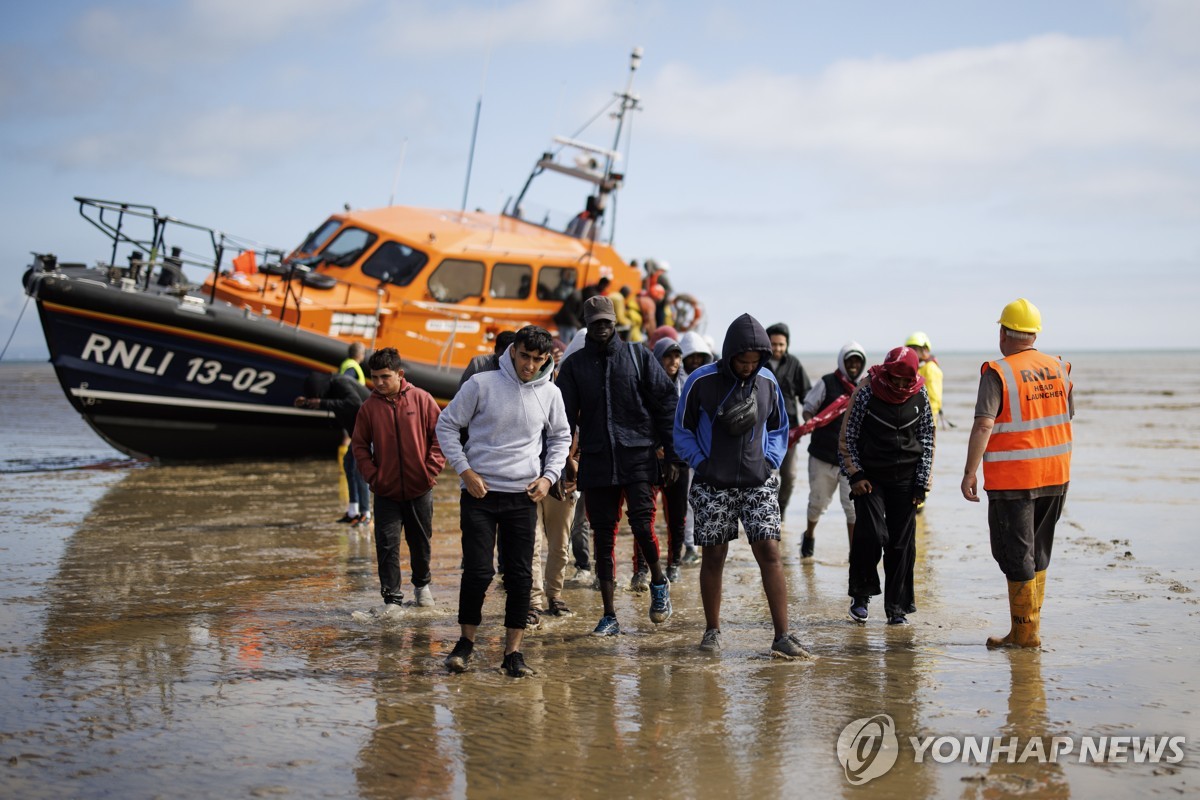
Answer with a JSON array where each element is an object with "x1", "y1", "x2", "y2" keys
[
  {"x1": 293, "y1": 396, "x2": 308, "y2": 408},
  {"x1": 851, "y1": 478, "x2": 872, "y2": 496},
  {"x1": 462, "y1": 469, "x2": 488, "y2": 499},
  {"x1": 961, "y1": 472, "x2": 980, "y2": 503},
  {"x1": 661, "y1": 461, "x2": 680, "y2": 486},
  {"x1": 526, "y1": 476, "x2": 552, "y2": 503},
  {"x1": 563, "y1": 456, "x2": 578, "y2": 483}
]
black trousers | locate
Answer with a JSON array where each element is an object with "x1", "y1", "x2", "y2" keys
[
  {"x1": 585, "y1": 482, "x2": 660, "y2": 583},
  {"x1": 458, "y1": 491, "x2": 537, "y2": 630},
  {"x1": 848, "y1": 479, "x2": 917, "y2": 617},
  {"x1": 635, "y1": 467, "x2": 689, "y2": 572},
  {"x1": 988, "y1": 493, "x2": 1064, "y2": 581},
  {"x1": 374, "y1": 491, "x2": 433, "y2": 600}
]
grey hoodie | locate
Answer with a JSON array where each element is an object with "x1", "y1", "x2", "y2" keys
[{"x1": 436, "y1": 345, "x2": 571, "y2": 493}]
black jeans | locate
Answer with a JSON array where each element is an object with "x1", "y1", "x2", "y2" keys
[
  {"x1": 458, "y1": 491, "x2": 537, "y2": 630},
  {"x1": 988, "y1": 493, "x2": 1064, "y2": 581},
  {"x1": 585, "y1": 482, "x2": 660, "y2": 583},
  {"x1": 635, "y1": 466, "x2": 689, "y2": 572},
  {"x1": 374, "y1": 491, "x2": 433, "y2": 601},
  {"x1": 848, "y1": 479, "x2": 917, "y2": 618}
]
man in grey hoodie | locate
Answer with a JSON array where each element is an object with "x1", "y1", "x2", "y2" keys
[{"x1": 435, "y1": 326, "x2": 571, "y2": 678}]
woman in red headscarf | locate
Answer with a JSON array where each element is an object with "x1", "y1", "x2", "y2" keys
[{"x1": 836, "y1": 346, "x2": 935, "y2": 626}]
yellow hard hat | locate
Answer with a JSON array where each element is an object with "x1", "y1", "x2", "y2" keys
[
  {"x1": 998, "y1": 298, "x2": 1042, "y2": 333},
  {"x1": 905, "y1": 331, "x2": 931, "y2": 349}
]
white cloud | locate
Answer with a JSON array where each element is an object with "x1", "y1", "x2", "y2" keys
[
  {"x1": 53, "y1": 107, "x2": 325, "y2": 178},
  {"x1": 372, "y1": 0, "x2": 633, "y2": 53},
  {"x1": 643, "y1": 31, "x2": 1200, "y2": 217},
  {"x1": 70, "y1": 0, "x2": 368, "y2": 63}
]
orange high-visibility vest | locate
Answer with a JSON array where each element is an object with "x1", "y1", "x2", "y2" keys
[{"x1": 982, "y1": 350, "x2": 1072, "y2": 491}]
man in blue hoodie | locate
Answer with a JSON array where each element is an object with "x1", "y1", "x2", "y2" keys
[
  {"x1": 675, "y1": 313, "x2": 811, "y2": 659},
  {"x1": 435, "y1": 326, "x2": 571, "y2": 678}
]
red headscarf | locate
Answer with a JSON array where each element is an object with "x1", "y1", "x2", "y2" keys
[{"x1": 868, "y1": 346, "x2": 925, "y2": 404}]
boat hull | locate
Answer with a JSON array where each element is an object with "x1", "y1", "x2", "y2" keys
[{"x1": 27, "y1": 268, "x2": 375, "y2": 461}]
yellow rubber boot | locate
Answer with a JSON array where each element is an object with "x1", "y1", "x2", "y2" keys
[
  {"x1": 336, "y1": 443, "x2": 350, "y2": 506},
  {"x1": 986, "y1": 579, "x2": 1041, "y2": 649},
  {"x1": 1034, "y1": 569, "x2": 1046, "y2": 613}
]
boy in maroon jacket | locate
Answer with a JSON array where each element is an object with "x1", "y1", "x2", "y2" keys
[{"x1": 352, "y1": 348, "x2": 445, "y2": 614}]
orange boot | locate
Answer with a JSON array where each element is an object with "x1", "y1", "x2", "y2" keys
[{"x1": 986, "y1": 579, "x2": 1041, "y2": 648}]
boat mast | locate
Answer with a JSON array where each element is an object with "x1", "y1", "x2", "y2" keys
[{"x1": 602, "y1": 46, "x2": 642, "y2": 244}]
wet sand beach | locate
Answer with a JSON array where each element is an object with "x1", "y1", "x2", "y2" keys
[{"x1": 0, "y1": 355, "x2": 1197, "y2": 798}]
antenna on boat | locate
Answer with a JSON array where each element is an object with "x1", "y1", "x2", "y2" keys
[
  {"x1": 461, "y1": 47, "x2": 493, "y2": 213},
  {"x1": 388, "y1": 138, "x2": 408, "y2": 207},
  {"x1": 602, "y1": 46, "x2": 642, "y2": 243}
]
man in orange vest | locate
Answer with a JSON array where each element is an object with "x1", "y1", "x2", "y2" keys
[{"x1": 961, "y1": 298, "x2": 1073, "y2": 648}]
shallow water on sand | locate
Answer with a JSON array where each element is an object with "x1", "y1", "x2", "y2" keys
[{"x1": 0, "y1": 355, "x2": 1197, "y2": 798}]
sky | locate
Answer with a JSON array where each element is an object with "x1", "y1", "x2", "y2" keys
[{"x1": 2, "y1": 0, "x2": 1197, "y2": 361}]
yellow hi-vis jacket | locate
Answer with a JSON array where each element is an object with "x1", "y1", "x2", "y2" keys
[
  {"x1": 339, "y1": 357, "x2": 366, "y2": 385},
  {"x1": 982, "y1": 350, "x2": 1072, "y2": 491}
]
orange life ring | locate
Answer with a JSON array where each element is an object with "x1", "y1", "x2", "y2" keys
[{"x1": 671, "y1": 293, "x2": 704, "y2": 332}]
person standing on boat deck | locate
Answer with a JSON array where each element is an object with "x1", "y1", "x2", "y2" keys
[
  {"x1": 798, "y1": 342, "x2": 866, "y2": 560},
  {"x1": 764, "y1": 323, "x2": 812, "y2": 525},
  {"x1": 674, "y1": 313, "x2": 810, "y2": 659},
  {"x1": 351, "y1": 348, "x2": 445, "y2": 615},
  {"x1": 556, "y1": 295, "x2": 678, "y2": 636},
  {"x1": 962, "y1": 299, "x2": 1073, "y2": 649},
  {"x1": 839, "y1": 346, "x2": 935, "y2": 626},
  {"x1": 295, "y1": 370, "x2": 371, "y2": 524},
  {"x1": 333, "y1": 342, "x2": 369, "y2": 524},
  {"x1": 436, "y1": 326, "x2": 571, "y2": 677}
]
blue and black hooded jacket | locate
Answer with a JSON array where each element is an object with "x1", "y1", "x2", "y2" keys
[{"x1": 674, "y1": 313, "x2": 789, "y2": 489}]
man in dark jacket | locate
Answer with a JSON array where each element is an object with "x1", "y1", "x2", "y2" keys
[
  {"x1": 352, "y1": 347, "x2": 446, "y2": 615},
  {"x1": 764, "y1": 322, "x2": 811, "y2": 523},
  {"x1": 556, "y1": 295, "x2": 678, "y2": 637},
  {"x1": 674, "y1": 313, "x2": 810, "y2": 659},
  {"x1": 295, "y1": 371, "x2": 372, "y2": 524}
]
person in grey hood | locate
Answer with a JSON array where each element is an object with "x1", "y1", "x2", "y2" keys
[
  {"x1": 674, "y1": 313, "x2": 811, "y2": 659},
  {"x1": 436, "y1": 325, "x2": 571, "y2": 678},
  {"x1": 799, "y1": 341, "x2": 867, "y2": 559}
]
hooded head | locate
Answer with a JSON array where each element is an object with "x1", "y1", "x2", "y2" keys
[
  {"x1": 679, "y1": 330, "x2": 714, "y2": 374},
  {"x1": 652, "y1": 336, "x2": 682, "y2": 362},
  {"x1": 868, "y1": 345, "x2": 924, "y2": 404},
  {"x1": 838, "y1": 341, "x2": 867, "y2": 383},
  {"x1": 647, "y1": 325, "x2": 679, "y2": 349},
  {"x1": 720, "y1": 313, "x2": 772, "y2": 382},
  {"x1": 303, "y1": 371, "x2": 333, "y2": 398}
]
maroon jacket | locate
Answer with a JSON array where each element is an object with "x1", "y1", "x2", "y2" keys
[{"x1": 351, "y1": 381, "x2": 445, "y2": 501}]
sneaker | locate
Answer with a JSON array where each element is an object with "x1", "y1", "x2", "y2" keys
[
  {"x1": 849, "y1": 597, "x2": 869, "y2": 623},
  {"x1": 771, "y1": 633, "x2": 812, "y2": 659},
  {"x1": 502, "y1": 650, "x2": 535, "y2": 678},
  {"x1": 800, "y1": 536, "x2": 815, "y2": 559},
  {"x1": 666, "y1": 564, "x2": 681, "y2": 583},
  {"x1": 336, "y1": 512, "x2": 357, "y2": 524},
  {"x1": 649, "y1": 579, "x2": 672, "y2": 624},
  {"x1": 444, "y1": 637, "x2": 474, "y2": 673},
  {"x1": 569, "y1": 567, "x2": 593, "y2": 586},
  {"x1": 681, "y1": 546, "x2": 700, "y2": 565},
  {"x1": 526, "y1": 608, "x2": 542, "y2": 630},
  {"x1": 887, "y1": 614, "x2": 909, "y2": 626},
  {"x1": 699, "y1": 628, "x2": 722, "y2": 652},
  {"x1": 414, "y1": 585, "x2": 435, "y2": 607},
  {"x1": 352, "y1": 512, "x2": 373, "y2": 529},
  {"x1": 546, "y1": 597, "x2": 573, "y2": 617},
  {"x1": 592, "y1": 614, "x2": 620, "y2": 636},
  {"x1": 630, "y1": 570, "x2": 650, "y2": 593},
  {"x1": 379, "y1": 599, "x2": 404, "y2": 619}
]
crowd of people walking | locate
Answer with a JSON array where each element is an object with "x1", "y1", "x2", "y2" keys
[{"x1": 306, "y1": 295, "x2": 1072, "y2": 677}]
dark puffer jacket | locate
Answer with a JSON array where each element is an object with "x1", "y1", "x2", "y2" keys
[
  {"x1": 557, "y1": 334, "x2": 678, "y2": 488},
  {"x1": 674, "y1": 314, "x2": 789, "y2": 489}
]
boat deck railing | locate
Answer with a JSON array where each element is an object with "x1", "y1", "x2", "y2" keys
[{"x1": 70, "y1": 197, "x2": 368, "y2": 329}]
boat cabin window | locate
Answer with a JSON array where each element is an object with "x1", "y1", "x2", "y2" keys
[
  {"x1": 362, "y1": 241, "x2": 428, "y2": 285},
  {"x1": 319, "y1": 227, "x2": 378, "y2": 267},
  {"x1": 427, "y1": 259, "x2": 484, "y2": 303},
  {"x1": 490, "y1": 263, "x2": 532, "y2": 299},
  {"x1": 297, "y1": 219, "x2": 341, "y2": 255},
  {"x1": 536, "y1": 266, "x2": 578, "y2": 301}
]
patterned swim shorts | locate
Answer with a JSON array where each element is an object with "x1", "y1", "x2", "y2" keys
[{"x1": 689, "y1": 473, "x2": 782, "y2": 546}]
